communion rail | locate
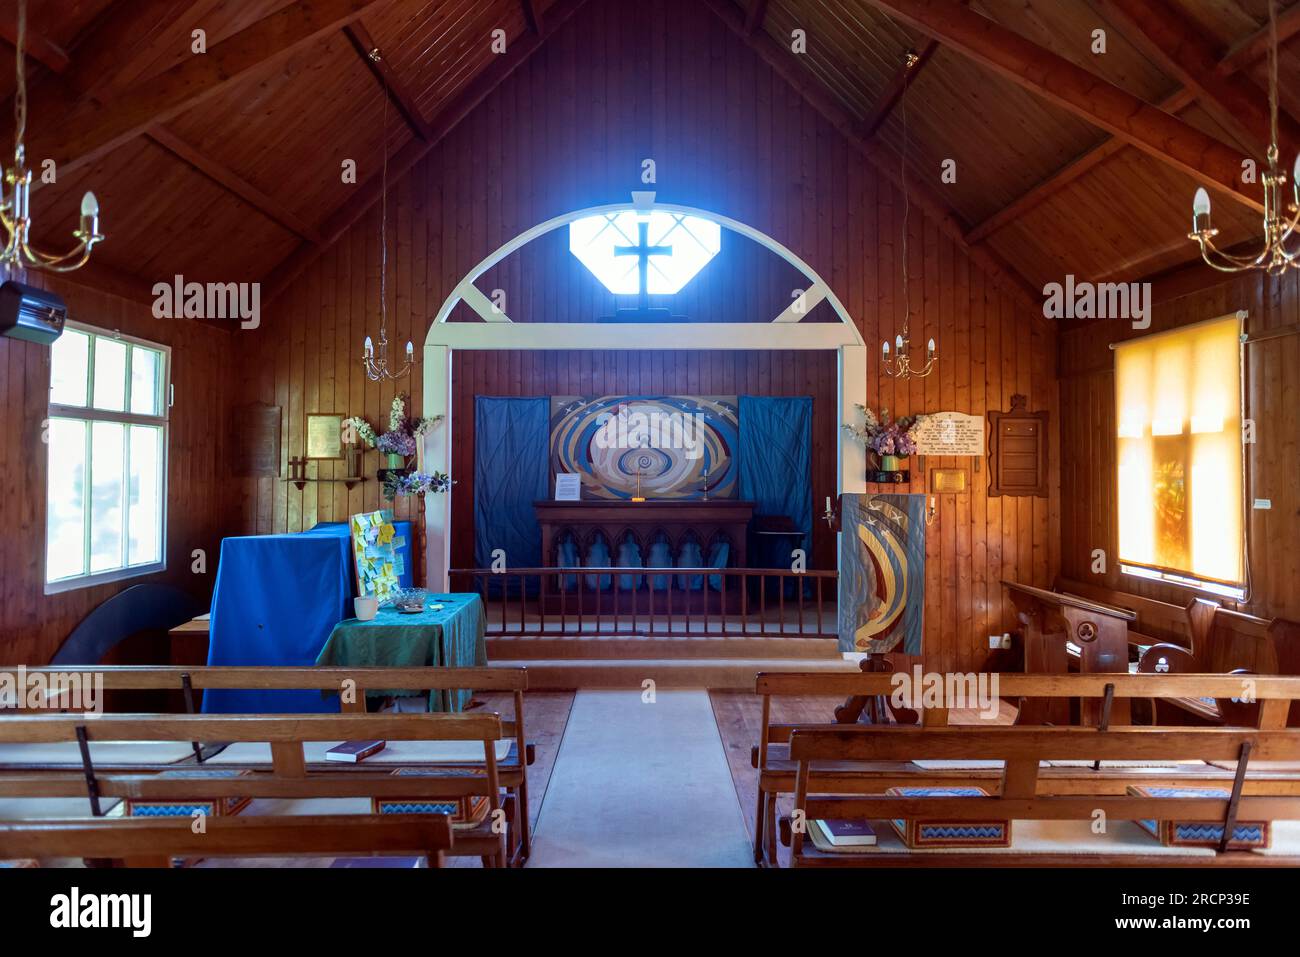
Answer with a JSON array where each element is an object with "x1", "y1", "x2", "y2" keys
[{"x1": 449, "y1": 566, "x2": 837, "y2": 639}]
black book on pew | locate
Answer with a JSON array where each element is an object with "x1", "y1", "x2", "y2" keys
[
  {"x1": 325, "y1": 740, "x2": 386, "y2": 763},
  {"x1": 815, "y1": 819, "x2": 877, "y2": 846}
]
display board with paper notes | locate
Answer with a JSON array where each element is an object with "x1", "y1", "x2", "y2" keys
[{"x1": 349, "y1": 509, "x2": 405, "y2": 600}]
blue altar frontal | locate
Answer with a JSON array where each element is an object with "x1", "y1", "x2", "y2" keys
[{"x1": 203, "y1": 521, "x2": 414, "y2": 714}]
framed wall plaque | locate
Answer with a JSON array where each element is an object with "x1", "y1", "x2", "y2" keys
[
  {"x1": 987, "y1": 395, "x2": 1048, "y2": 497},
  {"x1": 306, "y1": 412, "x2": 345, "y2": 460},
  {"x1": 230, "y1": 402, "x2": 280, "y2": 477}
]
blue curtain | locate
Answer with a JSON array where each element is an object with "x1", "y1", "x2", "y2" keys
[
  {"x1": 475, "y1": 397, "x2": 550, "y2": 595},
  {"x1": 738, "y1": 396, "x2": 812, "y2": 568}
]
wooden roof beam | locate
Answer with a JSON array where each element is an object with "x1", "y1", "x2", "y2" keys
[
  {"x1": 1094, "y1": 0, "x2": 1300, "y2": 159},
  {"x1": 0, "y1": 18, "x2": 69, "y2": 74},
  {"x1": 864, "y1": 0, "x2": 1263, "y2": 214},
  {"x1": 344, "y1": 21, "x2": 434, "y2": 141},
  {"x1": 262, "y1": 0, "x2": 593, "y2": 302},
  {"x1": 145, "y1": 126, "x2": 322, "y2": 245},
  {"x1": 745, "y1": 0, "x2": 771, "y2": 36},
  {"x1": 22, "y1": 0, "x2": 388, "y2": 180},
  {"x1": 862, "y1": 41, "x2": 938, "y2": 139},
  {"x1": 703, "y1": 0, "x2": 1042, "y2": 310},
  {"x1": 521, "y1": 0, "x2": 542, "y2": 34},
  {"x1": 964, "y1": 5, "x2": 1300, "y2": 245}
]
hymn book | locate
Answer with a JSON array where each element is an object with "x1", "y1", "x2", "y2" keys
[{"x1": 325, "y1": 740, "x2": 387, "y2": 763}]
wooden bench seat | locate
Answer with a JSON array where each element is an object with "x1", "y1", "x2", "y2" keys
[
  {"x1": 752, "y1": 671, "x2": 1300, "y2": 866},
  {"x1": 0, "y1": 814, "x2": 454, "y2": 868},
  {"x1": 783, "y1": 724, "x2": 1300, "y2": 867},
  {"x1": 0, "y1": 711, "x2": 510, "y2": 867},
  {"x1": 0, "y1": 665, "x2": 536, "y2": 865}
]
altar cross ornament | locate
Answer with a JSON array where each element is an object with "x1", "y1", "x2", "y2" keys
[{"x1": 614, "y1": 220, "x2": 672, "y2": 313}]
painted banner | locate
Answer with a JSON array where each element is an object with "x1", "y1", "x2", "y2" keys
[
  {"x1": 549, "y1": 395, "x2": 738, "y2": 500},
  {"x1": 838, "y1": 493, "x2": 925, "y2": 654}
]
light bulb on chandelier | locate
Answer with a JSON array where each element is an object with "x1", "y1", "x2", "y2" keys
[{"x1": 1188, "y1": 0, "x2": 1300, "y2": 275}]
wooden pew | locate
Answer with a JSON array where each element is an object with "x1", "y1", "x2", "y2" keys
[
  {"x1": 1054, "y1": 578, "x2": 1299, "y2": 725},
  {"x1": 751, "y1": 671, "x2": 1300, "y2": 866},
  {"x1": 0, "y1": 814, "x2": 454, "y2": 868},
  {"x1": 0, "y1": 711, "x2": 510, "y2": 867},
  {"x1": 786, "y1": 724, "x2": 1300, "y2": 867},
  {"x1": 0, "y1": 665, "x2": 535, "y2": 864},
  {"x1": 1003, "y1": 581, "x2": 1134, "y2": 724}
]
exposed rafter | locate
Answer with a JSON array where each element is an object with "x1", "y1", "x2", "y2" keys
[
  {"x1": 864, "y1": 0, "x2": 1264, "y2": 213},
  {"x1": 145, "y1": 126, "x2": 323, "y2": 245},
  {"x1": 745, "y1": 0, "x2": 770, "y2": 36},
  {"x1": 344, "y1": 21, "x2": 434, "y2": 141},
  {"x1": 1094, "y1": 0, "x2": 1300, "y2": 159},
  {"x1": 0, "y1": 18, "x2": 69, "y2": 73},
  {"x1": 263, "y1": 0, "x2": 594, "y2": 302},
  {"x1": 964, "y1": 6, "x2": 1300, "y2": 245},
  {"x1": 703, "y1": 0, "x2": 1041, "y2": 309},
  {"x1": 21, "y1": 0, "x2": 387, "y2": 179},
  {"x1": 521, "y1": 0, "x2": 542, "y2": 34}
]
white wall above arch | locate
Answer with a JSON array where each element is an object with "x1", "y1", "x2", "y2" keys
[{"x1": 420, "y1": 199, "x2": 867, "y2": 588}]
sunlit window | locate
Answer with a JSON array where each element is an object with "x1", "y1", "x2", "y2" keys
[
  {"x1": 1115, "y1": 315, "x2": 1243, "y2": 595},
  {"x1": 46, "y1": 325, "x2": 169, "y2": 592},
  {"x1": 569, "y1": 211, "x2": 721, "y2": 294}
]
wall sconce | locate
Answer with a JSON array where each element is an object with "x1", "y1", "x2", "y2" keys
[{"x1": 925, "y1": 495, "x2": 938, "y2": 527}]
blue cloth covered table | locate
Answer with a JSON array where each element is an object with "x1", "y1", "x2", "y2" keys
[
  {"x1": 203, "y1": 521, "x2": 414, "y2": 714},
  {"x1": 314, "y1": 595, "x2": 487, "y2": 712}
]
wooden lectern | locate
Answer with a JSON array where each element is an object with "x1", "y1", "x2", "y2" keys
[{"x1": 1002, "y1": 580, "x2": 1135, "y2": 725}]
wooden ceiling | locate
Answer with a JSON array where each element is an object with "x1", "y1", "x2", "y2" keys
[{"x1": 4, "y1": 0, "x2": 1298, "y2": 301}]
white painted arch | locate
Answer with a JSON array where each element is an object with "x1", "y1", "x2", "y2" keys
[{"x1": 421, "y1": 199, "x2": 867, "y2": 589}]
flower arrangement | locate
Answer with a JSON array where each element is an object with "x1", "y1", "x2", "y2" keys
[
  {"x1": 344, "y1": 394, "x2": 442, "y2": 462},
  {"x1": 382, "y1": 469, "x2": 452, "y2": 500},
  {"x1": 842, "y1": 404, "x2": 927, "y2": 459}
]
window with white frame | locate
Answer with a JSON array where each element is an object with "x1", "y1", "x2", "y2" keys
[{"x1": 45, "y1": 325, "x2": 169, "y2": 591}]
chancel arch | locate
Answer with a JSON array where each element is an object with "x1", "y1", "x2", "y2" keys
[{"x1": 420, "y1": 197, "x2": 867, "y2": 589}]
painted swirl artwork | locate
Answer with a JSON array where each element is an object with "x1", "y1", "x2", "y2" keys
[
  {"x1": 549, "y1": 395, "x2": 738, "y2": 500},
  {"x1": 838, "y1": 493, "x2": 925, "y2": 654}
]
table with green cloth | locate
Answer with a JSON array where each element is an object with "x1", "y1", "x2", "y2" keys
[{"x1": 314, "y1": 593, "x2": 487, "y2": 712}]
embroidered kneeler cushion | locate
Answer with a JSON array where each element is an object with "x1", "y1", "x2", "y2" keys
[
  {"x1": 886, "y1": 786, "x2": 1011, "y2": 848},
  {"x1": 371, "y1": 768, "x2": 491, "y2": 828},
  {"x1": 125, "y1": 769, "x2": 252, "y2": 818},
  {"x1": 1128, "y1": 785, "x2": 1270, "y2": 849}
]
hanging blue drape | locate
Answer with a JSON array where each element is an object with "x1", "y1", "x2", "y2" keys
[
  {"x1": 475, "y1": 397, "x2": 550, "y2": 596},
  {"x1": 738, "y1": 396, "x2": 813, "y2": 569}
]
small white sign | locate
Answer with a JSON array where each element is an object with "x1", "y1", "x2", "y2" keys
[
  {"x1": 912, "y1": 411, "x2": 985, "y2": 456},
  {"x1": 555, "y1": 473, "x2": 582, "y2": 501}
]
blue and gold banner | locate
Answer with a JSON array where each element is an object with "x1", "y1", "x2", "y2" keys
[
  {"x1": 549, "y1": 395, "x2": 738, "y2": 500},
  {"x1": 838, "y1": 493, "x2": 925, "y2": 654}
]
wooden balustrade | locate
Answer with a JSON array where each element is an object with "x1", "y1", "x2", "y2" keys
[{"x1": 450, "y1": 566, "x2": 837, "y2": 639}]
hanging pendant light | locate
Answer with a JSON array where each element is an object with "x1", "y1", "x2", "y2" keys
[
  {"x1": 360, "y1": 47, "x2": 414, "y2": 381},
  {"x1": 1188, "y1": 0, "x2": 1300, "y2": 275},
  {"x1": 0, "y1": 0, "x2": 105, "y2": 274},
  {"x1": 881, "y1": 50, "x2": 936, "y2": 379}
]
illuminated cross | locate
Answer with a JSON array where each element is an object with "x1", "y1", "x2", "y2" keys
[{"x1": 614, "y1": 220, "x2": 672, "y2": 313}]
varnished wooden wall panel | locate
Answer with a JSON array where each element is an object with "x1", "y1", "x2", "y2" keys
[
  {"x1": 233, "y1": 0, "x2": 1059, "y2": 673},
  {"x1": 1058, "y1": 268, "x2": 1300, "y2": 623},
  {"x1": 0, "y1": 275, "x2": 238, "y2": 665}
]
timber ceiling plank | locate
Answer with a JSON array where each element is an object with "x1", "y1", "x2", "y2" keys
[
  {"x1": 21, "y1": 0, "x2": 390, "y2": 178},
  {"x1": 162, "y1": 28, "x2": 412, "y2": 228},
  {"x1": 262, "y1": 0, "x2": 593, "y2": 301},
  {"x1": 863, "y1": 0, "x2": 1266, "y2": 212}
]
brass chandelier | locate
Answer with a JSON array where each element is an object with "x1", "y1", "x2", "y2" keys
[
  {"x1": 360, "y1": 48, "x2": 414, "y2": 382},
  {"x1": 1189, "y1": 0, "x2": 1299, "y2": 275},
  {"x1": 0, "y1": 0, "x2": 104, "y2": 274},
  {"x1": 881, "y1": 51, "x2": 936, "y2": 379}
]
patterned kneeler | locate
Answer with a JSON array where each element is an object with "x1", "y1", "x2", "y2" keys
[
  {"x1": 887, "y1": 787, "x2": 1011, "y2": 848},
  {"x1": 1129, "y1": 786, "x2": 1270, "y2": 850}
]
